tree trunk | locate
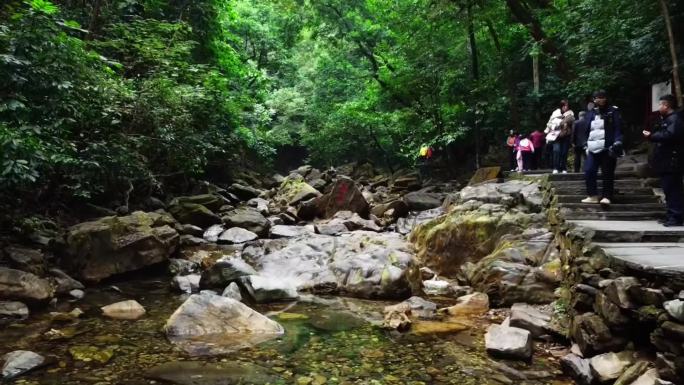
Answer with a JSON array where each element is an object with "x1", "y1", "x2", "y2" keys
[
  {"x1": 660, "y1": 0, "x2": 683, "y2": 108},
  {"x1": 486, "y1": 19, "x2": 521, "y2": 131},
  {"x1": 467, "y1": 2, "x2": 480, "y2": 170},
  {"x1": 86, "y1": 0, "x2": 102, "y2": 40},
  {"x1": 533, "y1": 53, "x2": 540, "y2": 93},
  {"x1": 505, "y1": 0, "x2": 570, "y2": 80}
]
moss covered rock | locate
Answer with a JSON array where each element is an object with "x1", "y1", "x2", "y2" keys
[{"x1": 65, "y1": 211, "x2": 179, "y2": 282}]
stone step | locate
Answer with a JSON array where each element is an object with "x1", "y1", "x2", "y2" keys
[
  {"x1": 545, "y1": 172, "x2": 638, "y2": 182},
  {"x1": 568, "y1": 220, "x2": 684, "y2": 243},
  {"x1": 555, "y1": 195, "x2": 662, "y2": 204},
  {"x1": 559, "y1": 203, "x2": 665, "y2": 212},
  {"x1": 549, "y1": 179, "x2": 647, "y2": 189},
  {"x1": 595, "y1": 242, "x2": 684, "y2": 289},
  {"x1": 562, "y1": 211, "x2": 664, "y2": 221},
  {"x1": 551, "y1": 186, "x2": 654, "y2": 196}
]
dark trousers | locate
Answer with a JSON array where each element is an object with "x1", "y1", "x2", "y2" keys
[
  {"x1": 544, "y1": 143, "x2": 554, "y2": 169},
  {"x1": 553, "y1": 137, "x2": 570, "y2": 171},
  {"x1": 585, "y1": 151, "x2": 616, "y2": 199},
  {"x1": 573, "y1": 146, "x2": 586, "y2": 173},
  {"x1": 661, "y1": 172, "x2": 684, "y2": 222},
  {"x1": 522, "y1": 152, "x2": 534, "y2": 171},
  {"x1": 533, "y1": 145, "x2": 544, "y2": 170},
  {"x1": 508, "y1": 148, "x2": 516, "y2": 170}
]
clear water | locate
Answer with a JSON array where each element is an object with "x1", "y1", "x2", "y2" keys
[{"x1": 1, "y1": 277, "x2": 572, "y2": 385}]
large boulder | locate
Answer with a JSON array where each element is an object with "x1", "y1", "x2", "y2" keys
[
  {"x1": 47, "y1": 268, "x2": 84, "y2": 295},
  {"x1": 509, "y1": 303, "x2": 551, "y2": 338},
  {"x1": 402, "y1": 192, "x2": 443, "y2": 211},
  {"x1": 241, "y1": 232, "x2": 415, "y2": 299},
  {"x1": 241, "y1": 275, "x2": 298, "y2": 303},
  {"x1": 199, "y1": 257, "x2": 257, "y2": 289},
  {"x1": 164, "y1": 293, "x2": 284, "y2": 355},
  {"x1": 169, "y1": 203, "x2": 221, "y2": 228},
  {"x1": 273, "y1": 175, "x2": 322, "y2": 207},
  {"x1": 590, "y1": 351, "x2": 636, "y2": 383},
  {"x1": 456, "y1": 179, "x2": 542, "y2": 211},
  {"x1": 371, "y1": 200, "x2": 409, "y2": 221},
  {"x1": 571, "y1": 313, "x2": 625, "y2": 356},
  {"x1": 561, "y1": 354, "x2": 594, "y2": 385},
  {"x1": 221, "y1": 207, "x2": 270, "y2": 237},
  {"x1": 169, "y1": 194, "x2": 229, "y2": 213},
  {"x1": 410, "y1": 196, "x2": 545, "y2": 278},
  {"x1": 310, "y1": 177, "x2": 370, "y2": 219},
  {"x1": 228, "y1": 183, "x2": 263, "y2": 201},
  {"x1": 65, "y1": 211, "x2": 179, "y2": 282},
  {"x1": 0, "y1": 268, "x2": 53, "y2": 303},
  {"x1": 3, "y1": 246, "x2": 46, "y2": 276}
]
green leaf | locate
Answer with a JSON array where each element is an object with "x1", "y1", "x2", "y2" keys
[{"x1": 28, "y1": 0, "x2": 59, "y2": 15}]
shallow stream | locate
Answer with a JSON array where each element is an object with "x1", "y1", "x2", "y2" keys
[{"x1": 1, "y1": 276, "x2": 572, "y2": 385}]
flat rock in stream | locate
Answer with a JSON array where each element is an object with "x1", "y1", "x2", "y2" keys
[
  {"x1": 269, "y1": 225, "x2": 313, "y2": 238},
  {"x1": 2, "y1": 350, "x2": 45, "y2": 379},
  {"x1": 217, "y1": 227, "x2": 258, "y2": 244},
  {"x1": 145, "y1": 361, "x2": 280, "y2": 385},
  {"x1": 0, "y1": 301, "x2": 29, "y2": 324},
  {"x1": 101, "y1": 300, "x2": 146, "y2": 320},
  {"x1": 485, "y1": 324, "x2": 533, "y2": 361},
  {"x1": 164, "y1": 293, "x2": 284, "y2": 356}
]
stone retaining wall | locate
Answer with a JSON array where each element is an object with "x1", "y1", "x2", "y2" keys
[{"x1": 548, "y1": 182, "x2": 684, "y2": 384}]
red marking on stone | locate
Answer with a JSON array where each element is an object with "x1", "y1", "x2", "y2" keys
[{"x1": 336, "y1": 183, "x2": 349, "y2": 205}]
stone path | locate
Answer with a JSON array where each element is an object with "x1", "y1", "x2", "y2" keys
[{"x1": 542, "y1": 169, "x2": 684, "y2": 289}]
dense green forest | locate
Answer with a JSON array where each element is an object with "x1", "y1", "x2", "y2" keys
[{"x1": 1, "y1": 0, "x2": 682, "y2": 212}]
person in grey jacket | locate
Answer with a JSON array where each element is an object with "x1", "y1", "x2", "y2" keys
[
  {"x1": 572, "y1": 111, "x2": 589, "y2": 172},
  {"x1": 582, "y1": 90, "x2": 623, "y2": 204}
]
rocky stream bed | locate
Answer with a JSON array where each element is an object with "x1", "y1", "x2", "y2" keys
[{"x1": 0, "y1": 164, "x2": 585, "y2": 384}]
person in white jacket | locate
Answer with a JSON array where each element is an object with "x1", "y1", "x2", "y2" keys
[{"x1": 544, "y1": 100, "x2": 574, "y2": 173}]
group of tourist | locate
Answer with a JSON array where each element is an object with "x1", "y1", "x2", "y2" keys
[
  {"x1": 506, "y1": 90, "x2": 684, "y2": 227},
  {"x1": 506, "y1": 99, "x2": 587, "y2": 174}
]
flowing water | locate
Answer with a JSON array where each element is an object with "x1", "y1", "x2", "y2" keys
[{"x1": 1, "y1": 276, "x2": 572, "y2": 385}]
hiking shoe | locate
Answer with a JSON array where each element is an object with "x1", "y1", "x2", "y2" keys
[
  {"x1": 581, "y1": 196, "x2": 600, "y2": 204},
  {"x1": 600, "y1": 198, "x2": 611, "y2": 205},
  {"x1": 552, "y1": 169, "x2": 559, "y2": 174},
  {"x1": 562, "y1": 170, "x2": 568, "y2": 174}
]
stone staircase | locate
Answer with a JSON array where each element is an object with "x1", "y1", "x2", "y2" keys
[{"x1": 542, "y1": 169, "x2": 684, "y2": 287}]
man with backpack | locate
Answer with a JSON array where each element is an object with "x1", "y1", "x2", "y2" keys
[
  {"x1": 582, "y1": 90, "x2": 623, "y2": 205},
  {"x1": 644, "y1": 94, "x2": 684, "y2": 227}
]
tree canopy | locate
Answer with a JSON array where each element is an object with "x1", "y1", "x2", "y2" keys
[{"x1": 1, "y1": 0, "x2": 682, "y2": 208}]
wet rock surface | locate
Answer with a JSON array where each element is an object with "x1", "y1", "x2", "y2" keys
[
  {"x1": 164, "y1": 293, "x2": 284, "y2": 355},
  {"x1": 2, "y1": 350, "x2": 45, "y2": 379},
  {"x1": 0, "y1": 167, "x2": 577, "y2": 384}
]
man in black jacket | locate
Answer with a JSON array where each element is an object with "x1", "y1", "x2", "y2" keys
[
  {"x1": 572, "y1": 111, "x2": 589, "y2": 172},
  {"x1": 644, "y1": 94, "x2": 684, "y2": 227}
]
